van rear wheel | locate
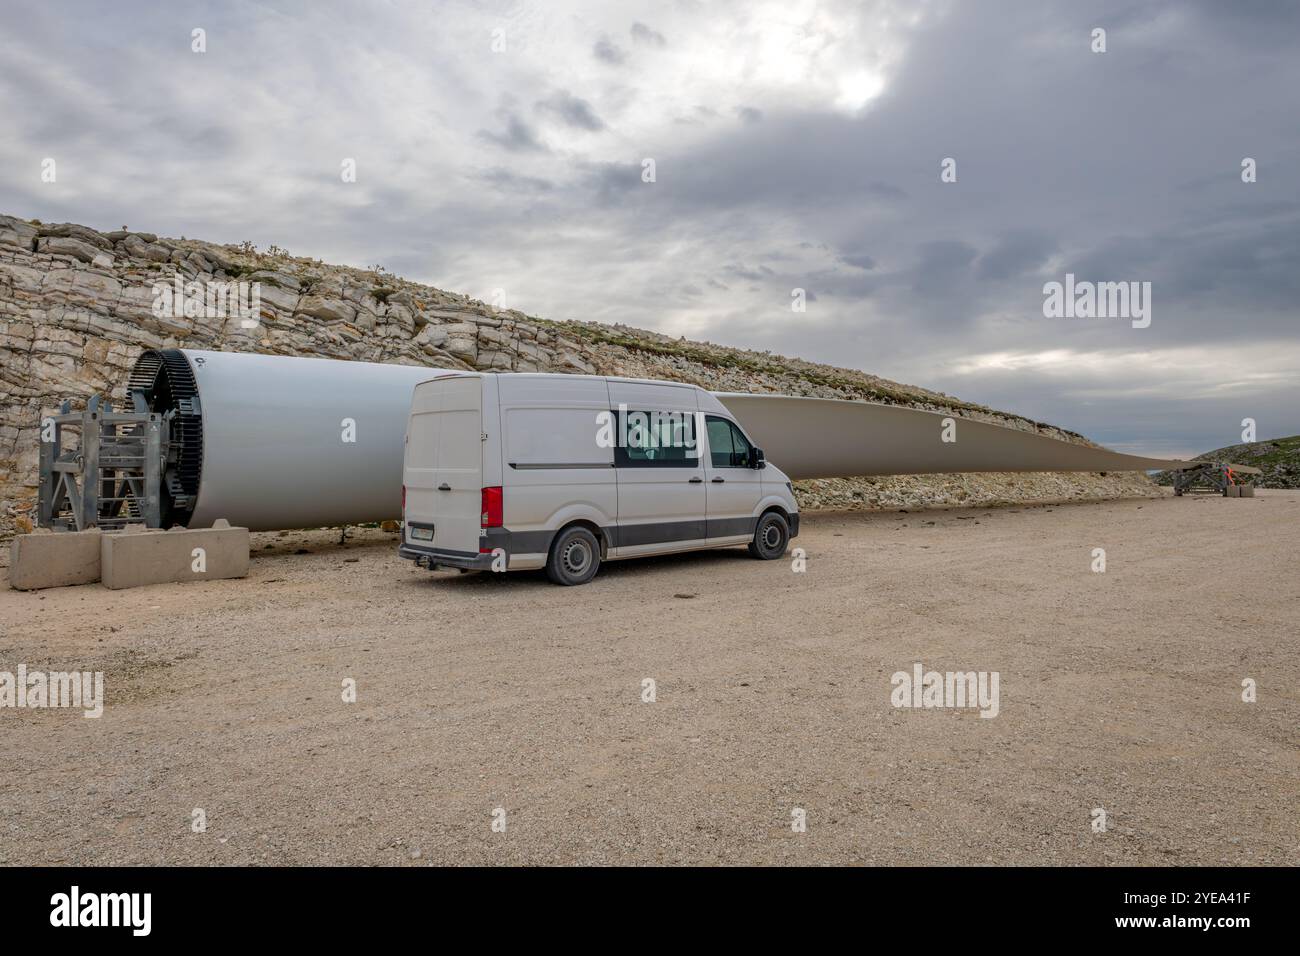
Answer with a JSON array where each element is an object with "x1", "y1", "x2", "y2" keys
[
  {"x1": 546, "y1": 526, "x2": 601, "y2": 585},
  {"x1": 748, "y1": 512, "x2": 789, "y2": 560}
]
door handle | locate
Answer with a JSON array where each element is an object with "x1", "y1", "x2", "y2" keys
[
  {"x1": 688, "y1": 477, "x2": 703, "y2": 484},
  {"x1": 711, "y1": 477, "x2": 725, "y2": 483},
  {"x1": 437, "y1": 483, "x2": 451, "y2": 491}
]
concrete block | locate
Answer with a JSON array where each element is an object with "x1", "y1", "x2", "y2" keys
[
  {"x1": 8, "y1": 530, "x2": 102, "y2": 590},
  {"x1": 100, "y1": 520, "x2": 249, "y2": 590},
  {"x1": 1225, "y1": 484, "x2": 1241, "y2": 498},
  {"x1": 1239, "y1": 483, "x2": 1255, "y2": 497}
]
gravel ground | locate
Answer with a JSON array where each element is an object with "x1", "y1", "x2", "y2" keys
[{"x1": 1, "y1": 490, "x2": 1296, "y2": 866}]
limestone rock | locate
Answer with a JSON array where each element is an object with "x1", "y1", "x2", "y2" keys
[
  {"x1": 415, "y1": 324, "x2": 447, "y2": 348},
  {"x1": 121, "y1": 235, "x2": 172, "y2": 263},
  {"x1": 297, "y1": 295, "x2": 356, "y2": 324},
  {"x1": 246, "y1": 269, "x2": 301, "y2": 292},
  {"x1": 36, "y1": 222, "x2": 113, "y2": 249},
  {"x1": 0, "y1": 216, "x2": 39, "y2": 251},
  {"x1": 255, "y1": 282, "x2": 300, "y2": 314},
  {"x1": 477, "y1": 349, "x2": 513, "y2": 370},
  {"x1": 37, "y1": 236, "x2": 103, "y2": 263}
]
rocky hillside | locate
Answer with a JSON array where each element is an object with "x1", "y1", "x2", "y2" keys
[
  {"x1": 1153, "y1": 435, "x2": 1300, "y2": 488},
  {"x1": 0, "y1": 213, "x2": 1158, "y2": 539}
]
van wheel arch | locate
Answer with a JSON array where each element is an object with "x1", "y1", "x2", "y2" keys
[
  {"x1": 757, "y1": 504, "x2": 792, "y2": 532},
  {"x1": 554, "y1": 519, "x2": 608, "y2": 559},
  {"x1": 749, "y1": 508, "x2": 791, "y2": 560},
  {"x1": 545, "y1": 523, "x2": 603, "y2": 585}
]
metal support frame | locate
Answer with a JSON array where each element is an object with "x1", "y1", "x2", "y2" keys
[
  {"x1": 1172, "y1": 461, "x2": 1254, "y2": 497},
  {"x1": 37, "y1": 397, "x2": 169, "y2": 531}
]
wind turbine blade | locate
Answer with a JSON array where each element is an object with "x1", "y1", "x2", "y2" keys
[{"x1": 714, "y1": 393, "x2": 1206, "y2": 480}]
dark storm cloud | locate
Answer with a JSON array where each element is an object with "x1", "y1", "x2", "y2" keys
[
  {"x1": 593, "y1": 36, "x2": 625, "y2": 64},
  {"x1": 976, "y1": 231, "x2": 1059, "y2": 281},
  {"x1": 581, "y1": 159, "x2": 669, "y2": 208},
  {"x1": 536, "y1": 90, "x2": 606, "y2": 131},
  {"x1": 475, "y1": 168, "x2": 555, "y2": 193},
  {"x1": 723, "y1": 263, "x2": 776, "y2": 281},
  {"x1": 911, "y1": 240, "x2": 978, "y2": 292},
  {"x1": 630, "y1": 22, "x2": 667, "y2": 47},
  {"x1": 477, "y1": 112, "x2": 547, "y2": 152},
  {"x1": 1183, "y1": 0, "x2": 1300, "y2": 49},
  {"x1": 865, "y1": 181, "x2": 907, "y2": 200}
]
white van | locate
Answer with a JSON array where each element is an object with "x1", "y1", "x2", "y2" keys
[{"x1": 399, "y1": 372, "x2": 800, "y2": 585}]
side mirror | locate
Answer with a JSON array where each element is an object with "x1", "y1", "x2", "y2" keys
[{"x1": 751, "y1": 447, "x2": 766, "y2": 469}]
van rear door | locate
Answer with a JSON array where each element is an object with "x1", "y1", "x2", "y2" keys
[{"x1": 405, "y1": 375, "x2": 484, "y2": 557}]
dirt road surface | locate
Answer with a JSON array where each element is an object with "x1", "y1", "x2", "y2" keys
[{"x1": 2, "y1": 491, "x2": 1296, "y2": 865}]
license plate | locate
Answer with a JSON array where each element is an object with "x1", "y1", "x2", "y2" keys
[{"x1": 410, "y1": 526, "x2": 433, "y2": 541}]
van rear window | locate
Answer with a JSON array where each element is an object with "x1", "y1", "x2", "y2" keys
[{"x1": 506, "y1": 407, "x2": 613, "y2": 467}]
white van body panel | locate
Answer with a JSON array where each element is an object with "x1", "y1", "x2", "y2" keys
[
  {"x1": 400, "y1": 372, "x2": 798, "y2": 575},
  {"x1": 498, "y1": 374, "x2": 615, "y2": 570}
]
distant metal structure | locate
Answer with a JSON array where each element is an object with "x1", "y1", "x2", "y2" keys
[{"x1": 1171, "y1": 461, "x2": 1257, "y2": 497}]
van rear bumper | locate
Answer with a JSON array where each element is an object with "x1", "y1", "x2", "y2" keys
[{"x1": 399, "y1": 542, "x2": 498, "y2": 571}]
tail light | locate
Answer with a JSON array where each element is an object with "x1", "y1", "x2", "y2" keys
[
  {"x1": 401, "y1": 484, "x2": 406, "y2": 512},
  {"x1": 480, "y1": 486, "x2": 503, "y2": 528}
]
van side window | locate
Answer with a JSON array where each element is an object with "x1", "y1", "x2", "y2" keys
[
  {"x1": 706, "y1": 416, "x2": 753, "y2": 468},
  {"x1": 614, "y1": 409, "x2": 700, "y2": 468}
]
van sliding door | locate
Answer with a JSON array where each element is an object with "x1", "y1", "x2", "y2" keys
[{"x1": 609, "y1": 381, "x2": 705, "y2": 553}]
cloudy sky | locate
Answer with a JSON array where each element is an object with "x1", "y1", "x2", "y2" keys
[{"x1": 3, "y1": 0, "x2": 1297, "y2": 456}]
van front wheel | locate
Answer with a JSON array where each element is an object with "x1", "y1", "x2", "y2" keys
[
  {"x1": 546, "y1": 526, "x2": 601, "y2": 585},
  {"x1": 748, "y1": 512, "x2": 789, "y2": 560}
]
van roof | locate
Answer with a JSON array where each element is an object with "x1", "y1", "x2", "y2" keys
[
  {"x1": 415, "y1": 370, "x2": 709, "y2": 392},
  {"x1": 411, "y1": 371, "x2": 736, "y2": 419}
]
